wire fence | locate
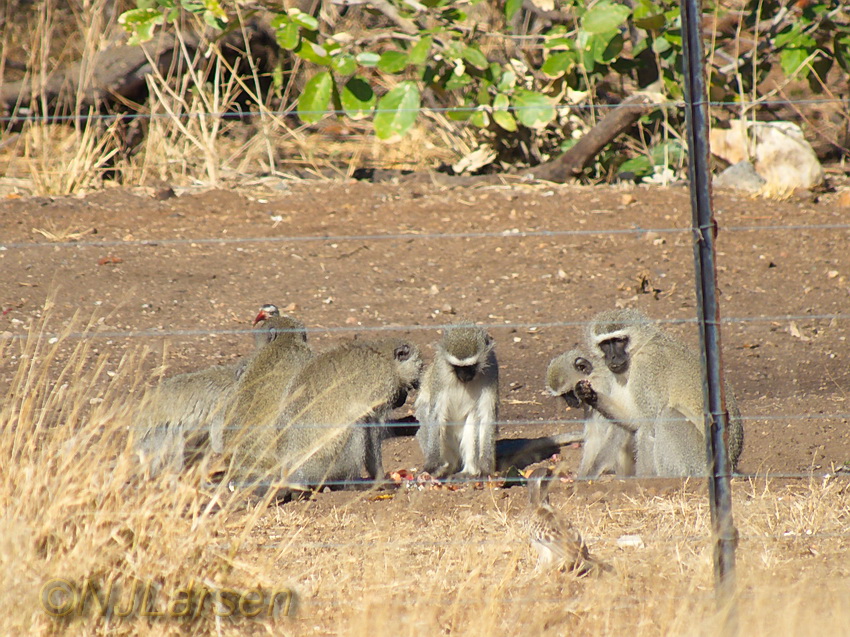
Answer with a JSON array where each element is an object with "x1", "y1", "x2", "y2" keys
[{"x1": 2, "y1": 52, "x2": 849, "y2": 631}]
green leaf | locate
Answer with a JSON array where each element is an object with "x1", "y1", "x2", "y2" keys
[
  {"x1": 581, "y1": 0, "x2": 631, "y2": 34},
  {"x1": 407, "y1": 36, "x2": 433, "y2": 66},
  {"x1": 780, "y1": 47, "x2": 810, "y2": 78},
  {"x1": 295, "y1": 40, "x2": 331, "y2": 65},
  {"x1": 445, "y1": 68, "x2": 473, "y2": 91},
  {"x1": 288, "y1": 8, "x2": 319, "y2": 31},
  {"x1": 275, "y1": 20, "x2": 299, "y2": 50},
  {"x1": 297, "y1": 71, "x2": 333, "y2": 124},
  {"x1": 476, "y1": 83, "x2": 492, "y2": 106},
  {"x1": 470, "y1": 109, "x2": 490, "y2": 128},
  {"x1": 545, "y1": 36, "x2": 573, "y2": 49},
  {"x1": 774, "y1": 24, "x2": 816, "y2": 50},
  {"x1": 462, "y1": 45, "x2": 489, "y2": 70},
  {"x1": 374, "y1": 82, "x2": 421, "y2": 141},
  {"x1": 356, "y1": 51, "x2": 381, "y2": 67},
  {"x1": 505, "y1": 0, "x2": 523, "y2": 21},
  {"x1": 541, "y1": 51, "x2": 575, "y2": 77},
  {"x1": 578, "y1": 30, "x2": 620, "y2": 66},
  {"x1": 119, "y1": 7, "x2": 162, "y2": 26},
  {"x1": 576, "y1": 30, "x2": 596, "y2": 72},
  {"x1": 600, "y1": 32, "x2": 624, "y2": 63},
  {"x1": 633, "y1": 0, "x2": 666, "y2": 31},
  {"x1": 181, "y1": 1, "x2": 205, "y2": 14},
  {"x1": 341, "y1": 76, "x2": 376, "y2": 120},
  {"x1": 447, "y1": 104, "x2": 474, "y2": 121},
  {"x1": 617, "y1": 155, "x2": 653, "y2": 178},
  {"x1": 378, "y1": 50, "x2": 409, "y2": 73},
  {"x1": 118, "y1": 8, "x2": 165, "y2": 45},
  {"x1": 203, "y1": 11, "x2": 227, "y2": 30},
  {"x1": 652, "y1": 35, "x2": 672, "y2": 54},
  {"x1": 512, "y1": 89, "x2": 555, "y2": 128},
  {"x1": 496, "y1": 67, "x2": 516, "y2": 92},
  {"x1": 559, "y1": 137, "x2": 580, "y2": 152},
  {"x1": 202, "y1": 0, "x2": 227, "y2": 21},
  {"x1": 650, "y1": 140, "x2": 685, "y2": 166},
  {"x1": 492, "y1": 94, "x2": 517, "y2": 132},
  {"x1": 332, "y1": 53, "x2": 357, "y2": 75}
]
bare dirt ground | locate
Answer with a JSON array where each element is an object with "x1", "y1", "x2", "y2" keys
[{"x1": 2, "y1": 178, "x2": 850, "y2": 634}]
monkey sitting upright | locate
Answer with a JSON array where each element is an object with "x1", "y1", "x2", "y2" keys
[
  {"x1": 575, "y1": 308, "x2": 744, "y2": 477},
  {"x1": 415, "y1": 324, "x2": 499, "y2": 479}
]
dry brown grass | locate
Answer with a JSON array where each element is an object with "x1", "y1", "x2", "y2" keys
[{"x1": 2, "y1": 305, "x2": 850, "y2": 635}]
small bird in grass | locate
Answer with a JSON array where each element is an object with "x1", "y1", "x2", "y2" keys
[{"x1": 524, "y1": 467, "x2": 610, "y2": 576}]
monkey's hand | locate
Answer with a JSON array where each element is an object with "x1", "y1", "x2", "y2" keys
[{"x1": 574, "y1": 380, "x2": 598, "y2": 407}]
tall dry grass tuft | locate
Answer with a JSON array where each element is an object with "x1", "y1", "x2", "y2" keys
[
  {"x1": 0, "y1": 0, "x2": 125, "y2": 196},
  {"x1": 0, "y1": 305, "x2": 293, "y2": 634}
]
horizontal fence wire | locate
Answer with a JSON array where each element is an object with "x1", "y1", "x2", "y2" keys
[
  {"x1": 3, "y1": 223, "x2": 850, "y2": 252},
  {"x1": 225, "y1": 527, "x2": 850, "y2": 552},
  {"x1": 153, "y1": 410, "x2": 850, "y2": 431},
  {"x1": 2, "y1": 97, "x2": 849, "y2": 124},
  {"x1": 215, "y1": 470, "x2": 848, "y2": 491},
  {"x1": 1, "y1": 312, "x2": 847, "y2": 342}
]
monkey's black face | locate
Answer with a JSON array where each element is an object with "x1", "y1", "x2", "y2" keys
[
  {"x1": 599, "y1": 337, "x2": 630, "y2": 374},
  {"x1": 561, "y1": 391, "x2": 581, "y2": 409},
  {"x1": 453, "y1": 364, "x2": 478, "y2": 383}
]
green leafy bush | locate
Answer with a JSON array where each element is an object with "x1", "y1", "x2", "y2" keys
[{"x1": 118, "y1": 0, "x2": 848, "y2": 178}]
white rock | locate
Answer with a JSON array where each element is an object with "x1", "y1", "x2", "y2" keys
[
  {"x1": 616, "y1": 534, "x2": 646, "y2": 549},
  {"x1": 714, "y1": 160, "x2": 766, "y2": 193},
  {"x1": 710, "y1": 120, "x2": 824, "y2": 190}
]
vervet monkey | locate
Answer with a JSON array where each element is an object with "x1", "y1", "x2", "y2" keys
[
  {"x1": 415, "y1": 325, "x2": 499, "y2": 478},
  {"x1": 135, "y1": 365, "x2": 240, "y2": 477},
  {"x1": 221, "y1": 309, "x2": 314, "y2": 467},
  {"x1": 577, "y1": 308, "x2": 744, "y2": 477},
  {"x1": 524, "y1": 467, "x2": 609, "y2": 575},
  {"x1": 134, "y1": 304, "x2": 283, "y2": 477},
  {"x1": 546, "y1": 349, "x2": 635, "y2": 477},
  {"x1": 230, "y1": 339, "x2": 422, "y2": 494}
]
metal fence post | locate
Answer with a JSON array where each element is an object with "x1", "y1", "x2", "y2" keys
[{"x1": 679, "y1": 0, "x2": 739, "y2": 631}]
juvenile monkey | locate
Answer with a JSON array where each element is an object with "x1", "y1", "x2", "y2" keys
[
  {"x1": 546, "y1": 349, "x2": 635, "y2": 477},
  {"x1": 415, "y1": 324, "x2": 499, "y2": 478},
  {"x1": 134, "y1": 304, "x2": 283, "y2": 477},
  {"x1": 229, "y1": 339, "x2": 422, "y2": 494},
  {"x1": 577, "y1": 308, "x2": 744, "y2": 477}
]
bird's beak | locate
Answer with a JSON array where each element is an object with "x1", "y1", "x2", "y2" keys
[{"x1": 253, "y1": 310, "x2": 267, "y2": 325}]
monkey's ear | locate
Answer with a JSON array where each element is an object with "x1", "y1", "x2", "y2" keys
[{"x1": 394, "y1": 344, "x2": 412, "y2": 361}]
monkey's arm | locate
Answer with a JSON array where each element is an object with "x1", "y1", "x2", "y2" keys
[
  {"x1": 574, "y1": 380, "x2": 639, "y2": 432},
  {"x1": 475, "y1": 385, "x2": 499, "y2": 475}
]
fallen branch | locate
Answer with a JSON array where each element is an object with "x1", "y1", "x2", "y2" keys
[{"x1": 522, "y1": 93, "x2": 656, "y2": 182}]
